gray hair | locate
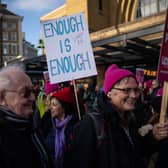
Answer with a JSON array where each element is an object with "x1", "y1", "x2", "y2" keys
[
  {"x1": 152, "y1": 79, "x2": 159, "y2": 85},
  {"x1": 0, "y1": 64, "x2": 25, "y2": 92},
  {"x1": 114, "y1": 77, "x2": 133, "y2": 87}
]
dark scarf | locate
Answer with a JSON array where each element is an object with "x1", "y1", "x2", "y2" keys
[
  {"x1": 0, "y1": 105, "x2": 33, "y2": 130},
  {"x1": 0, "y1": 105, "x2": 50, "y2": 168}
]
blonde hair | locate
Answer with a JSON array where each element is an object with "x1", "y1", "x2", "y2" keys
[{"x1": 45, "y1": 94, "x2": 52, "y2": 111}]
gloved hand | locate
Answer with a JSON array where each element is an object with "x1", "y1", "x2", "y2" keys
[{"x1": 138, "y1": 124, "x2": 153, "y2": 137}]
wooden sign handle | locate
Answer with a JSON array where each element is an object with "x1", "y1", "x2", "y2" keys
[
  {"x1": 159, "y1": 81, "x2": 168, "y2": 124},
  {"x1": 73, "y1": 80, "x2": 81, "y2": 120}
]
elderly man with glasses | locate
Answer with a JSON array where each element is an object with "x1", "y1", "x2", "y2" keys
[
  {"x1": 0, "y1": 64, "x2": 54, "y2": 168},
  {"x1": 70, "y1": 64, "x2": 168, "y2": 168}
]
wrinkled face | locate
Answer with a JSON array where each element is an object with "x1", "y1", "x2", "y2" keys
[
  {"x1": 4, "y1": 72, "x2": 35, "y2": 119},
  {"x1": 107, "y1": 77, "x2": 140, "y2": 112},
  {"x1": 50, "y1": 97, "x2": 65, "y2": 120}
]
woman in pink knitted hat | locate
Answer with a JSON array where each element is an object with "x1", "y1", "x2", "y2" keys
[{"x1": 69, "y1": 64, "x2": 168, "y2": 168}]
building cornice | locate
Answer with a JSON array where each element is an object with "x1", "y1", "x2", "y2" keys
[{"x1": 90, "y1": 11, "x2": 166, "y2": 42}]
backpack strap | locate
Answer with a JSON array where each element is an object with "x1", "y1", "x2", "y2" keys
[{"x1": 87, "y1": 112, "x2": 105, "y2": 148}]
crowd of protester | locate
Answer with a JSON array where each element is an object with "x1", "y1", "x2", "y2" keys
[{"x1": 0, "y1": 63, "x2": 167, "y2": 168}]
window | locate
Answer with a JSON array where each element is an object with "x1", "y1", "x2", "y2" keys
[
  {"x1": 11, "y1": 44, "x2": 17, "y2": 55},
  {"x1": 11, "y1": 32, "x2": 17, "y2": 41},
  {"x1": 2, "y1": 32, "x2": 8, "y2": 41},
  {"x1": 3, "y1": 44, "x2": 9, "y2": 55},
  {"x1": 159, "y1": 0, "x2": 168, "y2": 11},
  {"x1": 98, "y1": 0, "x2": 103, "y2": 11},
  {"x1": 11, "y1": 22, "x2": 16, "y2": 29},
  {"x1": 136, "y1": 1, "x2": 142, "y2": 18},
  {"x1": 2, "y1": 22, "x2": 7, "y2": 29},
  {"x1": 136, "y1": 0, "x2": 167, "y2": 18},
  {"x1": 8, "y1": 22, "x2": 17, "y2": 30},
  {"x1": 141, "y1": 0, "x2": 157, "y2": 17},
  {"x1": 150, "y1": 0, "x2": 157, "y2": 14}
]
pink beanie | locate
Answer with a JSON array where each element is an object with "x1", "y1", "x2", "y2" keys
[
  {"x1": 103, "y1": 64, "x2": 136, "y2": 94},
  {"x1": 45, "y1": 80, "x2": 59, "y2": 95}
]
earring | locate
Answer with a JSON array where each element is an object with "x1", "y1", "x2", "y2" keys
[{"x1": 107, "y1": 92, "x2": 111, "y2": 98}]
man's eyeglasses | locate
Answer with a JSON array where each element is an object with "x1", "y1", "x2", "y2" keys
[
  {"x1": 5, "y1": 87, "x2": 35, "y2": 98},
  {"x1": 113, "y1": 87, "x2": 141, "y2": 94}
]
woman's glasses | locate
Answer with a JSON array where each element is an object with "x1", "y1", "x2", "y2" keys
[
  {"x1": 5, "y1": 87, "x2": 35, "y2": 98},
  {"x1": 113, "y1": 87, "x2": 141, "y2": 95}
]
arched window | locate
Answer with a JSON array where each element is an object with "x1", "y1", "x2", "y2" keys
[
  {"x1": 159, "y1": 0, "x2": 168, "y2": 11},
  {"x1": 140, "y1": 0, "x2": 157, "y2": 17},
  {"x1": 136, "y1": 0, "x2": 168, "y2": 18}
]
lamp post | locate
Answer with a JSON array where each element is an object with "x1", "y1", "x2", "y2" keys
[{"x1": 38, "y1": 39, "x2": 45, "y2": 55}]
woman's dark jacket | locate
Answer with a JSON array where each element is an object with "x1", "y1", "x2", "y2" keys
[
  {"x1": 38, "y1": 112, "x2": 77, "y2": 168},
  {"x1": 71, "y1": 92, "x2": 158, "y2": 168},
  {"x1": 0, "y1": 105, "x2": 54, "y2": 168}
]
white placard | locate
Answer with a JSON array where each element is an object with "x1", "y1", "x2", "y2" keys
[{"x1": 41, "y1": 12, "x2": 97, "y2": 84}]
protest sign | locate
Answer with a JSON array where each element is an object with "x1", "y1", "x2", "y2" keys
[
  {"x1": 41, "y1": 12, "x2": 97, "y2": 84},
  {"x1": 157, "y1": 8, "x2": 168, "y2": 83},
  {"x1": 136, "y1": 68, "x2": 144, "y2": 83},
  {"x1": 43, "y1": 71, "x2": 49, "y2": 81}
]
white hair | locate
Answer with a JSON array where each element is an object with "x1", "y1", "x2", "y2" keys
[
  {"x1": 0, "y1": 64, "x2": 25, "y2": 92},
  {"x1": 114, "y1": 77, "x2": 133, "y2": 87}
]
